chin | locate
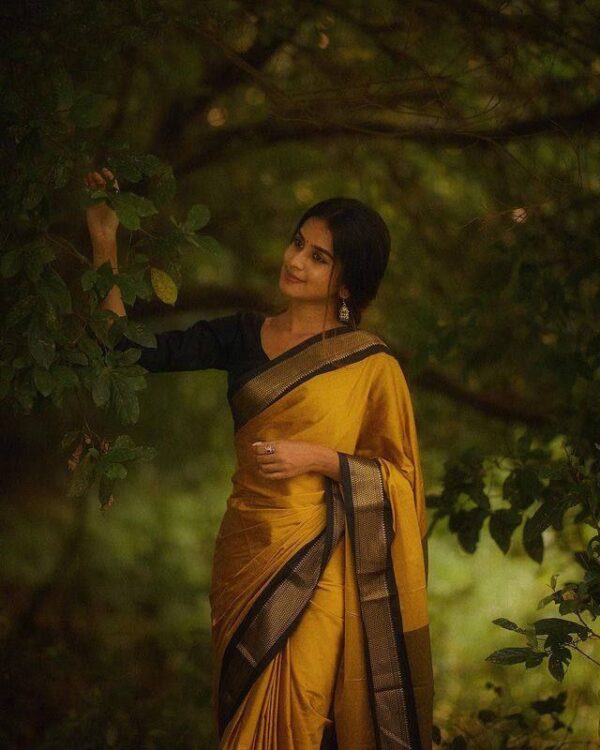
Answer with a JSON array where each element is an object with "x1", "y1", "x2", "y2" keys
[{"x1": 280, "y1": 274, "x2": 303, "y2": 294}]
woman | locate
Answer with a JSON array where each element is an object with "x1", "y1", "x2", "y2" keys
[{"x1": 85, "y1": 168, "x2": 434, "y2": 749}]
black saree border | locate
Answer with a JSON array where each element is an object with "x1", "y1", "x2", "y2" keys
[
  {"x1": 216, "y1": 477, "x2": 345, "y2": 739},
  {"x1": 227, "y1": 327, "x2": 391, "y2": 433},
  {"x1": 235, "y1": 314, "x2": 355, "y2": 391},
  {"x1": 338, "y1": 452, "x2": 423, "y2": 750}
]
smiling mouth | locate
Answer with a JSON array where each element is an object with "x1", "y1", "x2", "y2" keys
[{"x1": 284, "y1": 269, "x2": 304, "y2": 282}]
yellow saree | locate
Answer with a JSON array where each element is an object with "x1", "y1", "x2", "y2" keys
[{"x1": 209, "y1": 327, "x2": 434, "y2": 749}]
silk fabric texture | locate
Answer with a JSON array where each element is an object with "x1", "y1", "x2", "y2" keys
[{"x1": 209, "y1": 328, "x2": 434, "y2": 749}]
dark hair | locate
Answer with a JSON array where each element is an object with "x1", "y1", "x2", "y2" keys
[{"x1": 289, "y1": 197, "x2": 391, "y2": 327}]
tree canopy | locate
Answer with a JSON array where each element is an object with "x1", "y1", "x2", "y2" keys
[{"x1": 1, "y1": 0, "x2": 599, "y2": 746}]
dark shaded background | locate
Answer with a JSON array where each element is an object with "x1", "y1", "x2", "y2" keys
[{"x1": 1, "y1": 1, "x2": 599, "y2": 747}]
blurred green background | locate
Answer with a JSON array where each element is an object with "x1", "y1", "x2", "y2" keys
[{"x1": 1, "y1": 0, "x2": 599, "y2": 747}]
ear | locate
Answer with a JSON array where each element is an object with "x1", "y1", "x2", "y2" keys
[{"x1": 338, "y1": 283, "x2": 350, "y2": 299}]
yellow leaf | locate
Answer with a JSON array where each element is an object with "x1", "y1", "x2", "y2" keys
[{"x1": 150, "y1": 267, "x2": 177, "y2": 305}]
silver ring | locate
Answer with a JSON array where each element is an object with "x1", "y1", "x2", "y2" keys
[{"x1": 265, "y1": 443, "x2": 275, "y2": 454}]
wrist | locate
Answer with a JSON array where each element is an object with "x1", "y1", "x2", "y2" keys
[
  {"x1": 90, "y1": 231, "x2": 117, "y2": 250},
  {"x1": 310, "y1": 445, "x2": 340, "y2": 481},
  {"x1": 309, "y1": 444, "x2": 327, "y2": 473}
]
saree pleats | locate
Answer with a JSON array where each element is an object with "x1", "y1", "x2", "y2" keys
[{"x1": 210, "y1": 330, "x2": 434, "y2": 749}]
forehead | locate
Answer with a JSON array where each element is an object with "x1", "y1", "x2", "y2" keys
[{"x1": 298, "y1": 216, "x2": 333, "y2": 251}]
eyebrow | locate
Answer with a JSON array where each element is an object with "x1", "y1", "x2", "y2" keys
[{"x1": 297, "y1": 229, "x2": 334, "y2": 260}]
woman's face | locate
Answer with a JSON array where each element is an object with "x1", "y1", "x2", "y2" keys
[{"x1": 279, "y1": 217, "x2": 349, "y2": 304}]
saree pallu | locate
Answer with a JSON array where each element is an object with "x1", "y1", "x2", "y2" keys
[{"x1": 209, "y1": 328, "x2": 434, "y2": 749}]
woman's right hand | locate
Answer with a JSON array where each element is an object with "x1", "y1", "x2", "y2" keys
[{"x1": 84, "y1": 167, "x2": 120, "y2": 240}]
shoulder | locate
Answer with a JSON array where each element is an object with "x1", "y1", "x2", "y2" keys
[
  {"x1": 353, "y1": 326, "x2": 394, "y2": 357},
  {"x1": 358, "y1": 334, "x2": 408, "y2": 384}
]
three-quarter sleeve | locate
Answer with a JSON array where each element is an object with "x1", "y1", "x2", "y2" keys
[{"x1": 113, "y1": 311, "x2": 242, "y2": 373}]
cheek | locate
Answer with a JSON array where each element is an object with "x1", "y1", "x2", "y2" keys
[{"x1": 316, "y1": 266, "x2": 333, "y2": 286}]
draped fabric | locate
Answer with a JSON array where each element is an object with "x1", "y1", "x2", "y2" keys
[{"x1": 209, "y1": 327, "x2": 434, "y2": 749}]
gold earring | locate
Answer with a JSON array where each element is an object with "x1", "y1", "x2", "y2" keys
[{"x1": 338, "y1": 296, "x2": 350, "y2": 323}]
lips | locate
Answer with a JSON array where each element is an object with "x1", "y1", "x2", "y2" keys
[{"x1": 284, "y1": 269, "x2": 304, "y2": 282}]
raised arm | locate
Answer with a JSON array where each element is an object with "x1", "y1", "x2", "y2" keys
[
  {"x1": 85, "y1": 167, "x2": 126, "y2": 323},
  {"x1": 84, "y1": 167, "x2": 241, "y2": 374}
]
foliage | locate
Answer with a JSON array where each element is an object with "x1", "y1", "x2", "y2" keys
[
  {"x1": 1, "y1": 0, "x2": 600, "y2": 745},
  {"x1": 0, "y1": 2, "x2": 223, "y2": 508},
  {"x1": 433, "y1": 683, "x2": 580, "y2": 749}
]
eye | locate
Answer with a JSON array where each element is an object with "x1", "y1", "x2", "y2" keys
[
  {"x1": 293, "y1": 234, "x2": 303, "y2": 247},
  {"x1": 312, "y1": 251, "x2": 326, "y2": 264}
]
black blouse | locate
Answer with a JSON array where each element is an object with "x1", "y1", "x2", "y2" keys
[
  {"x1": 113, "y1": 310, "x2": 267, "y2": 392},
  {"x1": 113, "y1": 310, "x2": 355, "y2": 399}
]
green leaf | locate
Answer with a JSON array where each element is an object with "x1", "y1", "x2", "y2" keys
[
  {"x1": 110, "y1": 347, "x2": 141, "y2": 366},
  {"x1": 537, "y1": 592, "x2": 558, "y2": 610},
  {"x1": 50, "y1": 365, "x2": 79, "y2": 388},
  {"x1": 139, "y1": 154, "x2": 165, "y2": 177},
  {"x1": 1, "y1": 249, "x2": 23, "y2": 278},
  {"x1": 23, "y1": 183, "x2": 46, "y2": 212},
  {"x1": 449, "y1": 507, "x2": 488, "y2": 554},
  {"x1": 111, "y1": 374, "x2": 140, "y2": 424},
  {"x1": 491, "y1": 618, "x2": 522, "y2": 633},
  {"x1": 67, "y1": 451, "x2": 96, "y2": 498},
  {"x1": 533, "y1": 617, "x2": 588, "y2": 639},
  {"x1": 108, "y1": 274, "x2": 133, "y2": 305},
  {"x1": 489, "y1": 509, "x2": 522, "y2": 554},
  {"x1": 111, "y1": 192, "x2": 158, "y2": 231},
  {"x1": 92, "y1": 370, "x2": 111, "y2": 407},
  {"x1": 78, "y1": 333, "x2": 103, "y2": 360},
  {"x1": 23, "y1": 238, "x2": 56, "y2": 282},
  {"x1": 105, "y1": 462, "x2": 127, "y2": 480},
  {"x1": 548, "y1": 653, "x2": 565, "y2": 681},
  {"x1": 123, "y1": 320, "x2": 156, "y2": 348},
  {"x1": 524, "y1": 651, "x2": 545, "y2": 668},
  {"x1": 28, "y1": 324, "x2": 56, "y2": 369},
  {"x1": 33, "y1": 367, "x2": 54, "y2": 396},
  {"x1": 104, "y1": 435, "x2": 138, "y2": 463},
  {"x1": 14, "y1": 378, "x2": 35, "y2": 413},
  {"x1": 527, "y1": 496, "x2": 572, "y2": 539},
  {"x1": 60, "y1": 430, "x2": 81, "y2": 450},
  {"x1": 40, "y1": 268, "x2": 72, "y2": 313},
  {"x1": 522, "y1": 515, "x2": 544, "y2": 563},
  {"x1": 485, "y1": 647, "x2": 537, "y2": 665},
  {"x1": 134, "y1": 445, "x2": 157, "y2": 462},
  {"x1": 6, "y1": 295, "x2": 36, "y2": 328},
  {"x1": 148, "y1": 164, "x2": 176, "y2": 207},
  {"x1": 98, "y1": 474, "x2": 116, "y2": 509},
  {"x1": 530, "y1": 692, "x2": 567, "y2": 715},
  {"x1": 63, "y1": 349, "x2": 89, "y2": 366},
  {"x1": 150, "y1": 267, "x2": 177, "y2": 305},
  {"x1": 184, "y1": 204, "x2": 210, "y2": 231},
  {"x1": 81, "y1": 268, "x2": 98, "y2": 291},
  {"x1": 185, "y1": 232, "x2": 221, "y2": 255},
  {"x1": 111, "y1": 196, "x2": 140, "y2": 230}
]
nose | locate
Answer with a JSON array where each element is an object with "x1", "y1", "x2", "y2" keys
[{"x1": 289, "y1": 253, "x2": 307, "y2": 272}]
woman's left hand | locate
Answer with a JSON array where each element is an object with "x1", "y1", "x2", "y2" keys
[{"x1": 251, "y1": 439, "x2": 317, "y2": 480}]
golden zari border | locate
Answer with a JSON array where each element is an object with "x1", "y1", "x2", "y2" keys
[
  {"x1": 228, "y1": 329, "x2": 390, "y2": 432},
  {"x1": 217, "y1": 480, "x2": 346, "y2": 737},
  {"x1": 338, "y1": 452, "x2": 423, "y2": 750}
]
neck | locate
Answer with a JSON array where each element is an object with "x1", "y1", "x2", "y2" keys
[{"x1": 278, "y1": 300, "x2": 343, "y2": 334}]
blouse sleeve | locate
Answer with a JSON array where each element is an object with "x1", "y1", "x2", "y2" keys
[{"x1": 113, "y1": 311, "x2": 242, "y2": 373}]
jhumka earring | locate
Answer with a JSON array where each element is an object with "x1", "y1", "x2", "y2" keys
[{"x1": 338, "y1": 295, "x2": 350, "y2": 323}]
